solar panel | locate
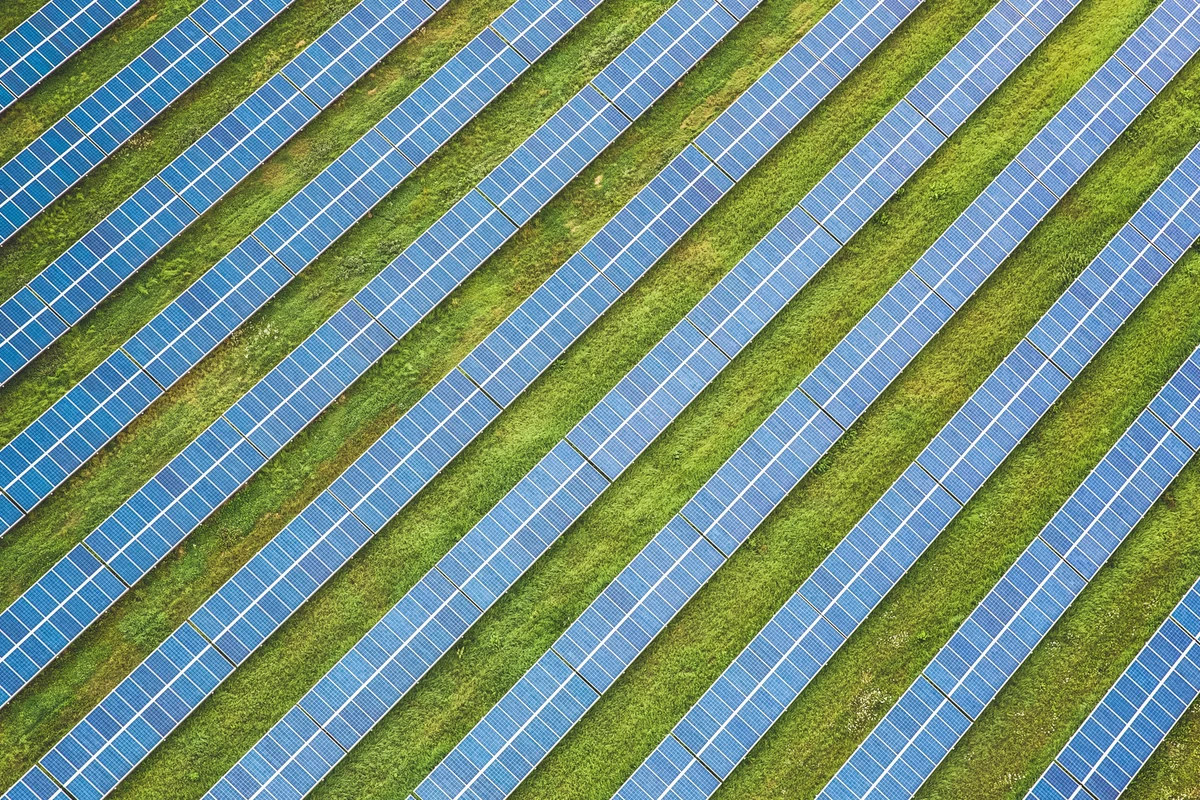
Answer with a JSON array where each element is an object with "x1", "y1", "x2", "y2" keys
[
  {"x1": 0, "y1": 0, "x2": 589, "y2": 535},
  {"x1": 0, "y1": 0, "x2": 748, "y2": 725},
  {"x1": 0, "y1": 7, "x2": 627, "y2": 791},
  {"x1": 3, "y1": 624, "x2": 233, "y2": 800},
  {"x1": 191, "y1": 1, "x2": 912, "y2": 796},
  {"x1": 1026, "y1": 581, "x2": 1200, "y2": 800},
  {"x1": 0, "y1": 0, "x2": 139, "y2": 111},
  {"x1": 0, "y1": 0, "x2": 294, "y2": 242},
  {"x1": 0, "y1": 0, "x2": 439, "y2": 389},
  {"x1": 818, "y1": 347, "x2": 1200, "y2": 800},
  {"x1": 611, "y1": 5, "x2": 1200, "y2": 796}
]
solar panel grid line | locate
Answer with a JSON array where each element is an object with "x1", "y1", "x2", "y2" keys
[
  {"x1": 607, "y1": 6, "x2": 1200, "y2": 796},
  {"x1": 0, "y1": 0, "x2": 747, "y2": 718},
  {"x1": 801, "y1": 175, "x2": 1200, "y2": 800},
  {"x1": 0, "y1": 0, "x2": 581, "y2": 537},
  {"x1": 822, "y1": 358, "x2": 1200, "y2": 800},
  {"x1": 0, "y1": 0, "x2": 446, "y2": 391},
  {"x1": 1027, "y1": 581, "x2": 1200, "y2": 800},
  {"x1": 0, "y1": 0, "x2": 763, "y2": 786},
  {"x1": 0, "y1": 0, "x2": 295, "y2": 243},
  {"x1": 0, "y1": 0, "x2": 140, "y2": 112},
  {"x1": 204, "y1": 3, "x2": 916, "y2": 796}
]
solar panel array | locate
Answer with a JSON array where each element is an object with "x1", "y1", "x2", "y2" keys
[
  {"x1": 804, "y1": 164, "x2": 1200, "y2": 800},
  {"x1": 591, "y1": 5, "x2": 1200, "y2": 796},
  {"x1": 0, "y1": 0, "x2": 749, "y2": 711},
  {"x1": 0, "y1": 0, "x2": 610, "y2": 539},
  {"x1": 1028, "y1": 576, "x2": 1200, "y2": 800},
  {"x1": 0, "y1": 0, "x2": 445, "y2": 389},
  {"x1": 0, "y1": 0, "x2": 138, "y2": 112},
  {"x1": 179, "y1": 1, "x2": 922, "y2": 797},
  {"x1": 0, "y1": 0, "x2": 294, "y2": 243},
  {"x1": 0, "y1": 0, "x2": 776, "y2": 793}
]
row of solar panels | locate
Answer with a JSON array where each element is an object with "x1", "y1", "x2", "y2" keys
[
  {"x1": 408, "y1": 4, "x2": 1199, "y2": 798},
  {"x1": 0, "y1": 0, "x2": 609, "y2": 535},
  {"x1": 0, "y1": 0, "x2": 750, "y2": 711},
  {"x1": 0, "y1": 0, "x2": 138, "y2": 112},
  {"x1": 806, "y1": 151, "x2": 1200, "y2": 800},
  {"x1": 0, "y1": 0, "x2": 447, "y2": 387},
  {"x1": 0, "y1": 0, "x2": 907, "y2": 796},
  {"x1": 9, "y1": 1, "x2": 1200, "y2": 800},
  {"x1": 610, "y1": 14, "x2": 1200, "y2": 800},
  {"x1": 0, "y1": 0, "x2": 295, "y2": 243},
  {"x1": 1029, "y1": 572, "x2": 1200, "y2": 800}
]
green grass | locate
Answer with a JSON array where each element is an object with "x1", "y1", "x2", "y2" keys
[{"x1": 4, "y1": 0, "x2": 1200, "y2": 798}]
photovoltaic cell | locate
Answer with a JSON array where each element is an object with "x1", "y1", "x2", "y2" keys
[
  {"x1": 810, "y1": 209, "x2": 1200, "y2": 800},
  {"x1": 0, "y1": 0, "x2": 293, "y2": 242},
  {"x1": 1026, "y1": 582, "x2": 1200, "y2": 800},
  {"x1": 0, "y1": 0, "x2": 138, "y2": 111},
  {"x1": 0, "y1": 0, "x2": 746, "y2": 743},
  {"x1": 206, "y1": 2, "x2": 912, "y2": 798},
  {"x1": 0, "y1": 0, "x2": 570, "y2": 531},
  {"x1": 0, "y1": 0, "x2": 439, "y2": 388},
  {"x1": 0, "y1": 2, "x2": 616, "y2": 794},
  {"x1": 613, "y1": 4, "x2": 1199, "y2": 796}
]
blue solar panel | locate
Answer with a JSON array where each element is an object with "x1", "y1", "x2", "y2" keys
[
  {"x1": 0, "y1": 287, "x2": 69, "y2": 383},
  {"x1": 414, "y1": 650, "x2": 599, "y2": 800},
  {"x1": 0, "y1": 349, "x2": 160, "y2": 518},
  {"x1": 0, "y1": 0, "x2": 572, "y2": 526},
  {"x1": 84, "y1": 418, "x2": 267, "y2": 584},
  {"x1": 204, "y1": 706, "x2": 344, "y2": 800},
  {"x1": 904, "y1": 0, "x2": 1042, "y2": 136},
  {"x1": 565, "y1": 320, "x2": 728, "y2": 479},
  {"x1": 1112, "y1": 0, "x2": 1200, "y2": 93},
  {"x1": 223, "y1": 302, "x2": 395, "y2": 458},
  {"x1": 1149, "y1": 343, "x2": 1200, "y2": 450},
  {"x1": 439, "y1": 440, "x2": 609, "y2": 609},
  {"x1": 799, "y1": 462, "x2": 959, "y2": 633},
  {"x1": 189, "y1": 491, "x2": 371, "y2": 663},
  {"x1": 0, "y1": 0, "x2": 737, "y2": 743},
  {"x1": 813, "y1": 338, "x2": 1200, "y2": 800},
  {"x1": 26, "y1": 623, "x2": 233, "y2": 800},
  {"x1": 799, "y1": 271, "x2": 954, "y2": 429},
  {"x1": 613, "y1": 734, "x2": 720, "y2": 800},
  {"x1": 912, "y1": 158, "x2": 1058, "y2": 310},
  {"x1": 0, "y1": 0, "x2": 437, "y2": 389},
  {"x1": 612, "y1": 6, "x2": 1198, "y2": 795},
  {"x1": 580, "y1": 145, "x2": 733, "y2": 291},
  {"x1": 3, "y1": 765, "x2": 70, "y2": 800},
  {"x1": 915, "y1": 339, "x2": 1070, "y2": 502},
  {"x1": 924, "y1": 539, "x2": 1085, "y2": 718},
  {"x1": 329, "y1": 370, "x2": 501, "y2": 533},
  {"x1": 478, "y1": 85, "x2": 631, "y2": 226},
  {"x1": 0, "y1": 543, "x2": 124, "y2": 705},
  {"x1": 675, "y1": 587, "x2": 845, "y2": 779},
  {"x1": 680, "y1": 390, "x2": 841, "y2": 556},
  {"x1": 687, "y1": 204, "x2": 839, "y2": 357},
  {"x1": 460, "y1": 254, "x2": 623, "y2": 407},
  {"x1": 0, "y1": 0, "x2": 138, "y2": 111},
  {"x1": 799, "y1": 100, "x2": 944, "y2": 244},
  {"x1": 1040, "y1": 407, "x2": 1195, "y2": 581},
  {"x1": 0, "y1": 0, "x2": 292, "y2": 242},
  {"x1": 297, "y1": 569, "x2": 482, "y2": 749},
  {"x1": 818, "y1": 677, "x2": 971, "y2": 800},
  {"x1": 555, "y1": 515, "x2": 724, "y2": 692},
  {"x1": 591, "y1": 0, "x2": 739, "y2": 118},
  {"x1": 222, "y1": 1, "x2": 916, "y2": 795},
  {"x1": 1027, "y1": 581, "x2": 1200, "y2": 800},
  {"x1": 1027, "y1": 227, "x2": 1174, "y2": 379}
]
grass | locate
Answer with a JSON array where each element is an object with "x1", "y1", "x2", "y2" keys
[{"x1": 2, "y1": 0, "x2": 1200, "y2": 798}]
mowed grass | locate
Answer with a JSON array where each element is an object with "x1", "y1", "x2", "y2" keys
[{"x1": 3, "y1": 1, "x2": 1200, "y2": 800}]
